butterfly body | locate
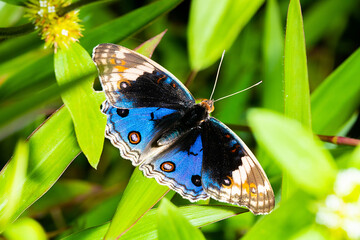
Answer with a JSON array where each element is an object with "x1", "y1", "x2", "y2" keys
[{"x1": 93, "y1": 43, "x2": 275, "y2": 214}]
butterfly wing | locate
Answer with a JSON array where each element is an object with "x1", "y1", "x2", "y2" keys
[
  {"x1": 103, "y1": 100, "x2": 208, "y2": 200},
  {"x1": 200, "y1": 117, "x2": 275, "y2": 214},
  {"x1": 139, "y1": 130, "x2": 208, "y2": 201},
  {"x1": 93, "y1": 44, "x2": 195, "y2": 110},
  {"x1": 102, "y1": 100, "x2": 180, "y2": 165}
]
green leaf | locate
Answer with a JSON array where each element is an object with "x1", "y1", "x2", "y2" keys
[
  {"x1": 81, "y1": 0, "x2": 182, "y2": 50},
  {"x1": 104, "y1": 32, "x2": 170, "y2": 240},
  {"x1": 0, "y1": 0, "x2": 27, "y2": 6},
  {"x1": 248, "y1": 109, "x2": 337, "y2": 197},
  {"x1": 3, "y1": 217, "x2": 47, "y2": 240},
  {"x1": 158, "y1": 198, "x2": 205, "y2": 240},
  {"x1": 0, "y1": 72, "x2": 94, "y2": 140},
  {"x1": 311, "y1": 47, "x2": 360, "y2": 135},
  {"x1": 284, "y1": 0, "x2": 311, "y2": 128},
  {"x1": 134, "y1": 29, "x2": 168, "y2": 58},
  {"x1": 104, "y1": 168, "x2": 169, "y2": 240},
  {"x1": 0, "y1": 140, "x2": 28, "y2": 232},
  {"x1": 0, "y1": 104, "x2": 83, "y2": 230},
  {"x1": 348, "y1": 145, "x2": 360, "y2": 169},
  {"x1": 54, "y1": 42, "x2": 106, "y2": 169},
  {"x1": 188, "y1": 0, "x2": 264, "y2": 70},
  {"x1": 0, "y1": 2, "x2": 24, "y2": 27},
  {"x1": 283, "y1": 0, "x2": 311, "y2": 199},
  {"x1": 262, "y1": 0, "x2": 284, "y2": 112},
  {"x1": 242, "y1": 191, "x2": 314, "y2": 239},
  {"x1": 62, "y1": 205, "x2": 247, "y2": 240}
]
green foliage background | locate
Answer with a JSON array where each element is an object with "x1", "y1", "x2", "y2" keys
[{"x1": 0, "y1": 0, "x2": 359, "y2": 239}]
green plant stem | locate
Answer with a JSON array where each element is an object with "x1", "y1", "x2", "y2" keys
[
  {"x1": 185, "y1": 70, "x2": 198, "y2": 87},
  {"x1": 0, "y1": 23, "x2": 35, "y2": 39},
  {"x1": 227, "y1": 123, "x2": 360, "y2": 147}
]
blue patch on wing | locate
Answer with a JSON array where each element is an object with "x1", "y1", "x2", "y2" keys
[
  {"x1": 102, "y1": 100, "x2": 177, "y2": 165},
  {"x1": 140, "y1": 134, "x2": 208, "y2": 200}
]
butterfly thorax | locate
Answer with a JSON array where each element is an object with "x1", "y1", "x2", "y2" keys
[
  {"x1": 199, "y1": 99, "x2": 214, "y2": 113},
  {"x1": 156, "y1": 101, "x2": 212, "y2": 146}
]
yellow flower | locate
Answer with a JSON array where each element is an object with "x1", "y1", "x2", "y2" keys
[{"x1": 25, "y1": 0, "x2": 82, "y2": 50}]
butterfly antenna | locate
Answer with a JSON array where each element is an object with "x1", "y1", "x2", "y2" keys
[
  {"x1": 214, "y1": 81, "x2": 263, "y2": 103},
  {"x1": 209, "y1": 50, "x2": 226, "y2": 100}
]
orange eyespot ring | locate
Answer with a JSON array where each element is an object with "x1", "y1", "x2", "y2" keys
[
  {"x1": 117, "y1": 79, "x2": 131, "y2": 90},
  {"x1": 128, "y1": 131, "x2": 141, "y2": 144},
  {"x1": 222, "y1": 176, "x2": 233, "y2": 188},
  {"x1": 160, "y1": 161, "x2": 175, "y2": 172}
]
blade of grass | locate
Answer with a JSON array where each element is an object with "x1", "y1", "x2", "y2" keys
[
  {"x1": 248, "y1": 109, "x2": 336, "y2": 197},
  {"x1": 81, "y1": 0, "x2": 182, "y2": 50},
  {"x1": 284, "y1": 0, "x2": 311, "y2": 128},
  {"x1": 242, "y1": 191, "x2": 314, "y2": 240},
  {"x1": 0, "y1": 73, "x2": 94, "y2": 140},
  {"x1": 283, "y1": 0, "x2": 311, "y2": 199},
  {"x1": 0, "y1": 93, "x2": 104, "y2": 229},
  {"x1": 262, "y1": 0, "x2": 284, "y2": 112},
  {"x1": 62, "y1": 205, "x2": 247, "y2": 240},
  {"x1": 311, "y1": 47, "x2": 360, "y2": 135},
  {"x1": 188, "y1": 0, "x2": 264, "y2": 70},
  {"x1": 0, "y1": 140, "x2": 28, "y2": 232},
  {"x1": 157, "y1": 198, "x2": 205, "y2": 240}
]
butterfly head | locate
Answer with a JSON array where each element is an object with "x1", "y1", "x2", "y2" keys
[{"x1": 200, "y1": 99, "x2": 214, "y2": 113}]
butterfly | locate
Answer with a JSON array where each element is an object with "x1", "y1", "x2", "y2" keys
[{"x1": 92, "y1": 44, "x2": 275, "y2": 214}]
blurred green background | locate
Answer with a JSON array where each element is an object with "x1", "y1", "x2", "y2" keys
[{"x1": 0, "y1": 0, "x2": 359, "y2": 239}]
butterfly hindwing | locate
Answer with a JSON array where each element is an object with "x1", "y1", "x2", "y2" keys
[
  {"x1": 93, "y1": 44, "x2": 195, "y2": 110},
  {"x1": 102, "y1": 100, "x2": 179, "y2": 165},
  {"x1": 200, "y1": 118, "x2": 275, "y2": 214},
  {"x1": 140, "y1": 131, "x2": 208, "y2": 200}
]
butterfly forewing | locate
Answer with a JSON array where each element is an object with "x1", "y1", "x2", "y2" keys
[
  {"x1": 200, "y1": 118, "x2": 275, "y2": 214},
  {"x1": 93, "y1": 43, "x2": 195, "y2": 110}
]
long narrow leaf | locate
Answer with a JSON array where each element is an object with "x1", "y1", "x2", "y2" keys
[
  {"x1": 311, "y1": 47, "x2": 360, "y2": 135},
  {"x1": 248, "y1": 109, "x2": 336, "y2": 197},
  {"x1": 63, "y1": 205, "x2": 247, "y2": 240},
  {"x1": 188, "y1": 0, "x2": 264, "y2": 70},
  {"x1": 283, "y1": 0, "x2": 311, "y2": 198},
  {"x1": 157, "y1": 199, "x2": 205, "y2": 240},
  {"x1": 54, "y1": 42, "x2": 106, "y2": 168},
  {"x1": 0, "y1": 140, "x2": 28, "y2": 232},
  {"x1": 284, "y1": 0, "x2": 311, "y2": 128}
]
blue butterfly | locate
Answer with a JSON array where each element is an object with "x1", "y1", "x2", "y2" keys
[{"x1": 92, "y1": 44, "x2": 275, "y2": 214}]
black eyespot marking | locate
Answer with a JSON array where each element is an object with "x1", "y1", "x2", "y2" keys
[
  {"x1": 191, "y1": 175, "x2": 202, "y2": 187},
  {"x1": 160, "y1": 161, "x2": 175, "y2": 172},
  {"x1": 222, "y1": 176, "x2": 233, "y2": 188},
  {"x1": 128, "y1": 131, "x2": 141, "y2": 144},
  {"x1": 117, "y1": 108, "x2": 129, "y2": 117}
]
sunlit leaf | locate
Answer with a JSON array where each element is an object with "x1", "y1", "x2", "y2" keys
[
  {"x1": 63, "y1": 205, "x2": 247, "y2": 240},
  {"x1": 158, "y1": 198, "x2": 205, "y2": 240},
  {"x1": 54, "y1": 42, "x2": 106, "y2": 168},
  {"x1": 188, "y1": 0, "x2": 264, "y2": 70},
  {"x1": 311, "y1": 47, "x2": 360, "y2": 135},
  {"x1": 248, "y1": 109, "x2": 337, "y2": 197}
]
